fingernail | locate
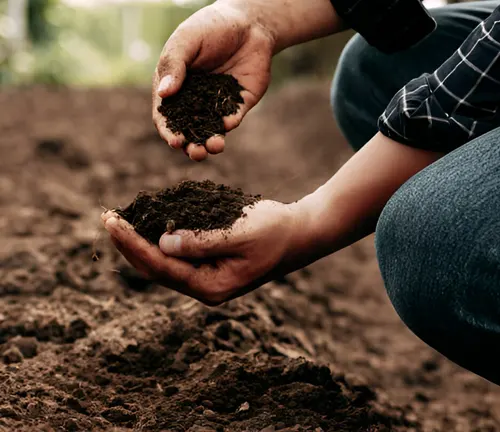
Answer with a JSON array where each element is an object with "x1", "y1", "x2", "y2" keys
[
  {"x1": 159, "y1": 235, "x2": 182, "y2": 254},
  {"x1": 101, "y1": 211, "x2": 113, "y2": 222},
  {"x1": 158, "y1": 75, "x2": 173, "y2": 95},
  {"x1": 104, "y1": 217, "x2": 118, "y2": 229}
]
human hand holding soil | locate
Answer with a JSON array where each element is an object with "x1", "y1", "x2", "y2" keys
[
  {"x1": 153, "y1": 2, "x2": 273, "y2": 162},
  {"x1": 102, "y1": 198, "x2": 301, "y2": 306},
  {"x1": 153, "y1": 0, "x2": 340, "y2": 161}
]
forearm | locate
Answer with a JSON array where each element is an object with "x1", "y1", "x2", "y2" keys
[
  {"x1": 218, "y1": 0, "x2": 342, "y2": 53},
  {"x1": 219, "y1": 0, "x2": 435, "y2": 55},
  {"x1": 287, "y1": 133, "x2": 442, "y2": 268}
]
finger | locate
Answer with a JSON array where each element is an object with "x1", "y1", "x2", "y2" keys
[
  {"x1": 186, "y1": 143, "x2": 208, "y2": 161},
  {"x1": 152, "y1": 90, "x2": 186, "y2": 149},
  {"x1": 104, "y1": 216, "x2": 192, "y2": 283},
  {"x1": 104, "y1": 215, "x2": 232, "y2": 305},
  {"x1": 101, "y1": 210, "x2": 115, "y2": 224},
  {"x1": 154, "y1": 115, "x2": 185, "y2": 149},
  {"x1": 156, "y1": 28, "x2": 200, "y2": 98},
  {"x1": 110, "y1": 232, "x2": 218, "y2": 303},
  {"x1": 156, "y1": 60, "x2": 185, "y2": 99},
  {"x1": 110, "y1": 236, "x2": 152, "y2": 279},
  {"x1": 161, "y1": 129, "x2": 185, "y2": 150},
  {"x1": 222, "y1": 90, "x2": 254, "y2": 132},
  {"x1": 223, "y1": 112, "x2": 243, "y2": 132},
  {"x1": 159, "y1": 228, "x2": 243, "y2": 259},
  {"x1": 205, "y1": 135, "x2": 225, "y2": 154}
]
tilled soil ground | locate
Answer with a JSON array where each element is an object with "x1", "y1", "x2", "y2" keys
[{"x1": 0, "y1": 82, "x2": 499, "y2": 432}]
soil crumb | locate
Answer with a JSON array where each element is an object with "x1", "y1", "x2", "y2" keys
[
  {"x1": 157, "y1": 71, "x2": 244, "y2": 144},
  {"x1": 115, "y1": 180, "x2": 260, "y2": 244}
]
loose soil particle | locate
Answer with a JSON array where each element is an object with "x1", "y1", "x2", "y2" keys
[
  {"x1": 115, "y1": 180, "x2": 260, "y2": 244},
  {"x1": 157, "y1": 71, "x2": 245, "y2": 144}
]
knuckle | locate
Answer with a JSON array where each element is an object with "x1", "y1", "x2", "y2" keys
[
  {"x1": 250, "y1": 25, "x2": 274, "y2": 51},
  {"x1": 158, "y1": 53, "x2": 171, "y2": 67},
  {"x1": 157, "y1": 54, "x2": 176, "y2": 78},
  {"x1": 182, "y1": 237, "x2": 208, "y2": 257}
]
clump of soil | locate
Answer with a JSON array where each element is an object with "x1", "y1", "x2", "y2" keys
[
  {"x1": 115, "y1": 180, "x2": 260, "y2": 244},
  {"x1": 158, "y1": 71, "x2": 244, "y2": 144}
]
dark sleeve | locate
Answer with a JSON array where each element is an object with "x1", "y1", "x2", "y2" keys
[
  {"x1": 378, "y1": 6, "x2": 500, "y2": 153},
  {"x1": 330, "y1": 0, "x2": 436, "y2": 53}
]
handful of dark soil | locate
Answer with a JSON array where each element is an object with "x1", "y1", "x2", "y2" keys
[
  {"x1": 157, "y1": 71, "x2": 244, "y2": 145},
  {"x1": 115, "y1": 180, "x2": 260, "y2": 244}
]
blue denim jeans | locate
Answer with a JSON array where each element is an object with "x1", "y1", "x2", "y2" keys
[{"x1": 332, "y1": 1, "x2": 500, "y2": 384}]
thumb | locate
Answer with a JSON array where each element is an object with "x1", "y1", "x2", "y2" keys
[
  {"x1": 159, "y1": 230, "x2": 238, "y2": 259},
  {"x1": 156, "y1": 30, "x2": 199, "y2": 98},
  {"x1": 156, "y1": 66, "x2": 185, "y2": 99}
]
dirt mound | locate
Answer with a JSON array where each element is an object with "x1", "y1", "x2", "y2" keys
[
  {"x1": 158, "y1": 71, "x2": 244, "y2": 144},
  {"x1": 0, "y1": 294, "x2": 408, "y2": 432},
  {"x1": 115, "y1": 180, "x2": 260, "y2": 244},
  {"x1": 0, "y1": 84, "x2": 499, "y2": 431}
]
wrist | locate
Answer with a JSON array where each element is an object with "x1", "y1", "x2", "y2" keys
[
  {"x1": 282, "y1": 188, "x2": 338, "y2": 271},
  {"x1": 217, "y1": 0, "x2": 342, "y2": 53}
]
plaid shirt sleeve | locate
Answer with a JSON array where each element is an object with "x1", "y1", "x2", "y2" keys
[
  {"x1": 330, "y1": 0, "x2": 436, "y2": 53},
  {"x1": 378, "y1": 6, "x2": 500, "y2": 153}
]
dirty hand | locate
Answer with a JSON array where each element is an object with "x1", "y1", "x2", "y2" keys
[
  {"x1": 153, "y1": 1, "x2": 274, "y2": 162},
  {"x1": 102, "y1": 200, "x2": 305, "y2": 305},
  {"x1": 153, "y1": 0, "x2": 340, "y2": 162}
]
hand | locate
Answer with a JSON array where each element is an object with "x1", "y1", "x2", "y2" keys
[
  {"x1": 102, "y1": 200, "x2": 303, "y2": 306},
  {"x1": 153, "y1": 1, "x2": 274, "y2": 162},
  {"x1": 153, "y1": 0, "x2": 340, "y2": 162}
]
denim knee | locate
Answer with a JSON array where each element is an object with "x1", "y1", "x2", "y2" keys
[
  {"x1": 375, "y1": 185, "x2": 435, "y2": 340},
  {"x1": 374, "y1": 175, "x2": 476, "y2": 345},
  {"x1": 375, "y1": 159, "x2": 500, "y2": 383}
]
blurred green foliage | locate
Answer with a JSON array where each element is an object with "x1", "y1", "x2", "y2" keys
[
  {"x1": 27, "y1": 0, "x2": 57, "y2": 43},
  {"x1": 1, "y1": 1, "x2": 208, "y2": 86},
  {"x1": 0, "y1": 0, "x2": 352, "y2": 87}
]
